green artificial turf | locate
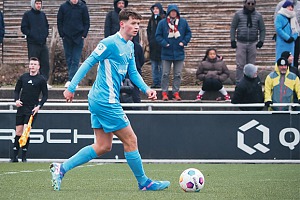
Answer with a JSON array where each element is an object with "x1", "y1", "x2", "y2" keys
[{"x1": 0, "y1": 163, "x2": 299, "y2": 200}]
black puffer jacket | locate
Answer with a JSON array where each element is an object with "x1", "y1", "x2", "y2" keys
[{"x1": 232, "y1": 75, "x2": 264, "y2": 111}]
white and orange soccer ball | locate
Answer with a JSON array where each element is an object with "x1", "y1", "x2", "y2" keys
[{"x1": 179, "y1": 168, "x2": 205, "y2": 192}]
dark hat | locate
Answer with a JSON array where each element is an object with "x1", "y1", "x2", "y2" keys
[
  {"x1": 244, "y1": 64, "x2": 257, "y2": 78},
  {"x1": 280, "y1": 51, "x2": 292, "y2": 60},
  {"x1": 282, "y1": 0, "x2": 294, "y2": 8},
  {"x1": 277, "y1": 57, "x2": 288, "y2": 66}
]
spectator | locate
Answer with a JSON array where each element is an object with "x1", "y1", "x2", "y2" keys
[
  {"x1": 232, "y1": 64, "x2": 264, "y2": 111},
  {"x1": 264, "y1": 57, "x2": 300, "y2": 111},
  {"x1": 11, "y1": 57, "x2": 48, "y2": 162},
  {"x1": 281, "y1": 51, "x2": 299, "y2": 76},
  {"x1": 104, "y1": 0, "x2": 128, "y2": 38},
  {"x1": 147, "y1": 3, "x2": 165, "y2": 88},
  {"x1": 275, "y1": 1, "x2": 300, "y2": 63},
  {"x1": 21, "y1": 0, "x2": 51, "y2": 89},
  {"x1": 104, "y1": 0, "x2": 139, "y2": 43},
  {"x1": 57, "y1": 0, "x2": 90, "y2": 88},
  {"x1": 195, "y1": 48, "x2": 231, "y2": 101},
  {"x1": 120, "y1": 40, "x2": 145, "y2": 109},
  {"x1": 230, "y1": 0, "x2": 266, "y2": 84},
  {"x1": 281, "y1": 51, "x2": 300, "y2": 110},
  {"x1": 156, "y1": 4, "x2": 192, "y2": 101},
  {"x1": 131, "y1": 39, "x2": 145, "y2": 104},
  {"x1": 275, "y1": 0, "x2": 300, "y2": 68},
  {"x1": 0, "y1": 10, "x2": 4, "y2": 44}
]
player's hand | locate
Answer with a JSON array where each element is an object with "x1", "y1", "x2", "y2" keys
[
  {"x1": 15, "y1": 100, "x2": 23, "y2": 107},
  {"x1": 146, "y1": 89, "x2": 157, "y2": 100},
  {"x1": 63, "y1": 89, "x2": 75, "y2": 103}
]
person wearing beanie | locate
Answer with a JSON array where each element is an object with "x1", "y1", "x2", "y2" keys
[
  {"x1": 275, "y1": 0, "x2": 300, "y2": 69},
  {"x1": 232, "y1": 64, "x2": 264, "y2": 111},
  {"x1": 274, "y1": 0, "x2": 300, "y2": 63},
  {"x1": 21, "y1": 0, "x2": 51, "y2": 89},
  {"x1": 230, "y1": 0, "x2": 266, "y2": 84},
  {"x1": 156, "y1": 4, "x2": 192, "y2": 101},
  {"x1": 281, "y1": 51, "x2": 300, "y2": 77},
  {"x1": 264, "y1": 57, "x2": 300, "y2": 111},
  {"x1": 195, "y1": 48, "x2": 231, "y2": 101}
]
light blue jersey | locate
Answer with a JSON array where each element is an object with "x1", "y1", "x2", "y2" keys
[
  {"x1": 67, "y1": 32, "x2": 149, "y2": 132},
  {"x1": 68, "y1": 32, "x2": 149, "y2": 104}
]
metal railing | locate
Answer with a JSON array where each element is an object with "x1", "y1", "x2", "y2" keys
[{"x1": 0, "y1": 102, "x2": 299, "y2": 112}]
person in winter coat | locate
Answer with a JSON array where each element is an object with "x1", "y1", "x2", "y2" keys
[
  {"x1": 156, "y1": 4, "x2": 192, "y2": 101},
  {"x1": 57, "y1": 0, "x2": 90, "y2": 88},
  {"x1": 232, "y1": 64, "x2": 264, "y2": 111},
  {"x1": 104, "y1": 0, "x2": 128, "y2": 38},
  {"x1": 230, "y1": 0, "x2": 265, "y2": 84},
  {"x1": 264, "y1": 57, "x2": 300, "y2": 111},
  {"x1": 274, "y1": 1, "x2": 300, "y2": 62},
  {"x1": 195, "y1": 48, "x2": 231, "y2": 101},
  {"x1": 21, "y1": 0, "x2": 51, "y2": 88},
  {"x1": 147, "y1": 3, "x2": 165, "y2": 88},
  {"x1": 275, "y1": 0, "x2": 300, "y2": 68}
]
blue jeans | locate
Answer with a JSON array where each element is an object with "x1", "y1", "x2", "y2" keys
[
  {"x1": 150, "y1": 60, "x2": 162, "y2": 86},
  {"x1": 63, "y1": 37, "x2": 84, "y2": 81},
  {"x1": 161, "y1": 60, "x2": 184, "y2": 93}
]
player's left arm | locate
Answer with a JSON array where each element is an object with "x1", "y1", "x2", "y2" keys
[{"x1": 38, "y1": 78, "x2": 48, "y2": 108}]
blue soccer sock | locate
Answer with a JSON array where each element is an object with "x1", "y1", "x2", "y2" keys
[
  {"x1": 125, "y1": 150, "x2": 148, "y2": 185},
  {"x1": 61, "y1": 145, "x2": 98, "y2": 174}
]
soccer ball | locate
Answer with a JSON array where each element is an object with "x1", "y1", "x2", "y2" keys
[{"x1": 179, "y1": 168, "x2": 205, "y2": 192}]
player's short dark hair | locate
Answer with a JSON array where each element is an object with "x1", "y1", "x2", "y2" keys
[
  {"x1": 30, "y1": 57, "x2": 40, "y2": 64},
  {"x1": 119, "y1": 8, "x2": 142, "y2": 21}
]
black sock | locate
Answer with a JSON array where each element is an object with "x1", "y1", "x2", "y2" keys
[
  {"x1": 12, "y1": 135, "x2": 21, "y2": 159},
  {"x1": 22, "y1": 137, "x2": 30, "y2": 161}
]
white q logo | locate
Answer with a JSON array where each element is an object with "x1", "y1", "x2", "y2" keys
[
  {"x1": 279, "y1": 128, "x2": 300, "y2": 150},
  {"x1": 237, "y1": 120, "x2": 270, "y2": 155}
]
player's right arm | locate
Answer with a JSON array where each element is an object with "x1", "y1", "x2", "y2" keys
[
  {"x1": 66, "y1": 41, "x2": 111, "y2": 95},
  {"x1": 14, "y1": 75, "x2": 23, "y2": 106}
]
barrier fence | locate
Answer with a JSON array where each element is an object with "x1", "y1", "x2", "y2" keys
[{"x1": 0, "y1": 103, "x2": 299, "y2": 162}]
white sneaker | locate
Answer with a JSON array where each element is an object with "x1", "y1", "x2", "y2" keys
[
  {"x1": 47, "y1": 84, "x2": 52, "y2": 89},
  {"x1": 64, "y1": 81, "x2": 71, "y2": 88}
]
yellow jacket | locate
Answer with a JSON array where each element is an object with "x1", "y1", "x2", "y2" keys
[{"x1": 264, "y1": 64, "x2": 300, "y2": 111}]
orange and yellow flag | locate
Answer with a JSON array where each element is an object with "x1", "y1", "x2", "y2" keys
[{"x1": 19, "y1": 115, "x2": 33, "y2": 147}]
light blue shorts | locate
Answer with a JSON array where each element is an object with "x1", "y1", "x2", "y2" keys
[{"x1": 88, "y1": 98, "x2": 130, "y2": 133}]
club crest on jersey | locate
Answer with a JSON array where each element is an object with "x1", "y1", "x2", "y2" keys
[{"x1": 94, "y1": 43, "x2": 107, "y2": 56}]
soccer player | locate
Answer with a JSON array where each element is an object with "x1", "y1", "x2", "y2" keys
[
  {"x1": 50, "y1": 8, "x2": 170, "y2": 191},
  {"x1": 11, "y1": 57, "x2": 48, "y2": 162}
]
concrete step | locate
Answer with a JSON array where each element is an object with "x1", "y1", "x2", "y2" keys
[{"x1": 0, "y1": 86, "x2": 236, "y2": 102}]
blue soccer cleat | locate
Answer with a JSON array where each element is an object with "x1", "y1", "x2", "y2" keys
[
  {"x1": 138, "y1": 179, "x2": 170, "y2": 191},
  {"x1": 50, "y1": 163, "x2": 64, "y2": 191}
]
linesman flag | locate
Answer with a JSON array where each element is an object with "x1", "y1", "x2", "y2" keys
[{"x1": 19, "y1": 115, "x2": 33, "y2": 147}]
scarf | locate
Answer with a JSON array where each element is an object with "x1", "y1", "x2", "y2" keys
[
  {"x1": 243, "y1": 7, "x2": 255, "y2": 28},
  {"x1": 278, "y1": 7, "x2": 300, "y2": 34},
  {"x1": 167, "y1": 16, "x2": 180, "y2": 38}
]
